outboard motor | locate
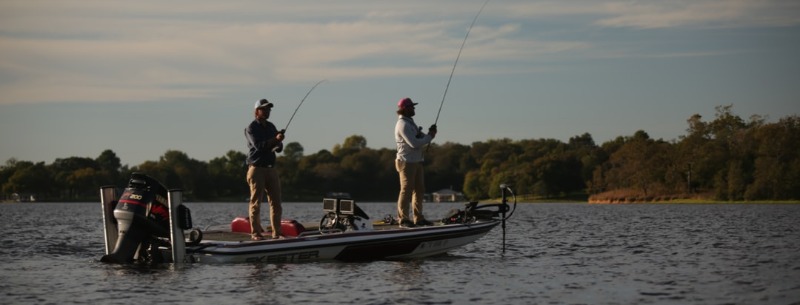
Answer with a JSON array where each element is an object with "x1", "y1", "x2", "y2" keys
[{"x1": 101, "y1": 173, "x2": 172, "y2": 264}]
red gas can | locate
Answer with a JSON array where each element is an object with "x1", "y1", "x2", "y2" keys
[
  {"x1": 230, "y1": 217, "x2": 305, "y2": 237},
  {"x1": 280, "y1": 219, "x2": 306, "y2": 237},
  {"x1": 231, "y1": 217, "x2": 251, "y2": 233}
]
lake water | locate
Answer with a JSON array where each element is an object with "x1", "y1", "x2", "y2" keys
[{"x1": 1, "y1": 201, "x2": 799, "y2": 305}]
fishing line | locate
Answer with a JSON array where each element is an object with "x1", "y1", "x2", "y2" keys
[
  {"x1": 281, "y1": 79, "x2": 327, "y2": 133},
  {"x1": 433, "y1": 0, "x2": 490, "y2": 126}
]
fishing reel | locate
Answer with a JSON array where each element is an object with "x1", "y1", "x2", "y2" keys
[{"x1": 415, "y1": 125, "x2": 437, "y2": 139}]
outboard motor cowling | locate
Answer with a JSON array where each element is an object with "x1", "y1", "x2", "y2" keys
[{"x1": 101, "y1": 173, "x2": 170, "y2": 264}]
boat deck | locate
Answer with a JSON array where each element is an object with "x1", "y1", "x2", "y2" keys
[{"x1": 198, "y1": 222, "x2": 406, "y2": 242}]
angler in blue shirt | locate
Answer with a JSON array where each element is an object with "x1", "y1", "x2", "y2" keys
[{"x1": 244, "y1": 99, "x2": 285, "y2": 240}]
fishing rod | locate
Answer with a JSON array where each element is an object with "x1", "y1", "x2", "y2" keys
[
  {"x1": 280, "y1": 79, "x2": 327, "y2": 134},
  {"x1": 433, "y1": 0, "x2": 490, "y2": 126},
  {"x1": 271, "y1": 79, "x2": 326, "y2": 153}
]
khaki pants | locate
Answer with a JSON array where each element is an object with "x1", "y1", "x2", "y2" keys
[
  {"x1": 396, "y1": 160, "x2": 425, "y2": 222},
  {"x1": 247, "y1": 166, "x2": 282, "y2": 237}
]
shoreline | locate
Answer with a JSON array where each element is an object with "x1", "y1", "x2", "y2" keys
[{"x1": 588, "y1": 199, "x2": 800, "y2": 204}]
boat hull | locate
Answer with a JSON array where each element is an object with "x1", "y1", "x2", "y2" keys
[
  {"x1": 188, "y1": 220, "x2": 499, "y2": 264},
  {"x1": 101, "y1": 175, "x2": 515, "y2": 265}
]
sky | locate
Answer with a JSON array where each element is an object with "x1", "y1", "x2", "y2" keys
[{"x1": 1, "y1": 0, "x2": 799, "y2": 167}]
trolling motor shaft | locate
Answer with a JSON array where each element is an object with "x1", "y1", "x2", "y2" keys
[{"x1": 500, "y1": 183, "x2": 510, "y2": 253}]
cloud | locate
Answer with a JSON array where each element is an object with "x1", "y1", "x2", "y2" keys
[
  {"x1": 1, "y1": 0, "x2": 796, "y2": 105},
  {"x1": 0, "y1": 1, "x2": 541, "y2": 105},
  {"x1": 498, "y1": 0, "x2": 800, "y2": 29},
  {"x1": 598, "y1": 0, "x2": 800, "y2": 29}
]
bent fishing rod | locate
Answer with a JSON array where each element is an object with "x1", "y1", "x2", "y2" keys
[
  {"x1": 280, "y1": 79, "x2": 327, "y2": 134},
  {"x1": 272, "y1": 79, "x2": 326, "y2": 152},
  {"x1": 425, "y1": 0, "x2": 490, "y2": 151},
  {"x1": 433, "y1": 0, "x2": 490, "y2": 127}
]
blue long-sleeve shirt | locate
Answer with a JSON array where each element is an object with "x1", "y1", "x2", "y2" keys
[{"x1": 245, "y1": 119, "x2": 282, "y2": 167}]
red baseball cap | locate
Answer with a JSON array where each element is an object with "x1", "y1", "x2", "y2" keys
[{"x1": 397, "y1": 97, "x2": 417, "y2": 108}]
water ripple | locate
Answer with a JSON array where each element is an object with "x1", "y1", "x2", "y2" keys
[{"x1": 2, "y1": 202, "x2": 800, "y2": 304}]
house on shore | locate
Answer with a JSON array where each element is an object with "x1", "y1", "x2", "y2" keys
[{"x1": 432, "y1": 188, "x2": 465, "y2": 202}]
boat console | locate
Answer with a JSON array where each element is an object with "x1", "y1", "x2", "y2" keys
[{"x1": 319, "y1": 195, "x2": 372, "y2": 233}]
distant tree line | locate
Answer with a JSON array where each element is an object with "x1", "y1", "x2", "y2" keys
[{"x1": 2, "y1": 105, "x2": 798, "y2": 202}]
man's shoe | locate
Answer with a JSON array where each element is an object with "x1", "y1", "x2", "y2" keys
[
  {"x1": 415, "y1": 219, "x2": 434, "y2": 227},
  {"x1": 399, "y1": 220, "x2": 416, "y2": 228}
]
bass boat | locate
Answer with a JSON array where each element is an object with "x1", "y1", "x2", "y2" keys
[{"x1": 99, "y1": 173, "x2": 515, "y2": 264}]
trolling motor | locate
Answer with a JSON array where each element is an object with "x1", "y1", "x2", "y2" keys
[
  {"x1": 442, "y1": 185, "x2": 515, "y2": 224},
  {"x1": 319, "y1": 194, "x2": 372, "y2": 233},
  {"x1": 441, "y1": 184, "x2": 516, "y2": 251},
  {"x1": 101, "y1": 173, "x2": 192, "y2": 264}
]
